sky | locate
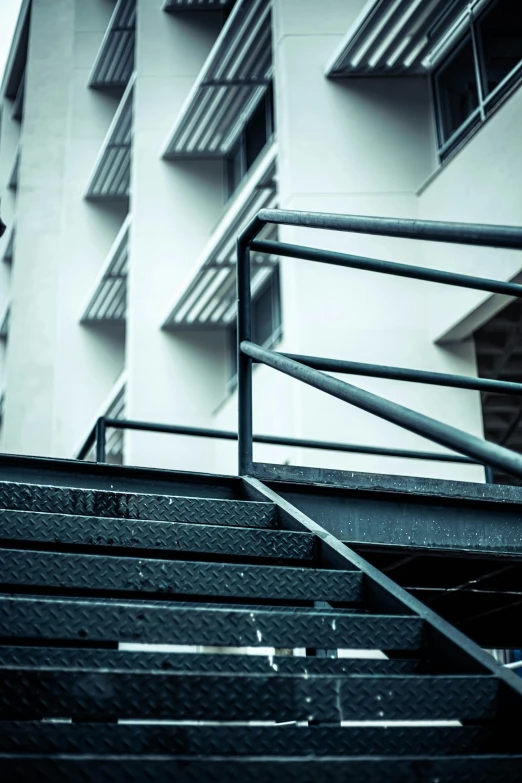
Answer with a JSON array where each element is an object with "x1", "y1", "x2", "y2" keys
[{"x1": 0, "y1": 0, "x2": 23, "y2": 85}]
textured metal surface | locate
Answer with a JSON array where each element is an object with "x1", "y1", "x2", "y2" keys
[
  {"x1": 0, "y1": 549, "x2": 360, "y2": 602},
  {"x1": 0, "y1": 596, "x2": 424, "y2": 649},
  {"x1": 0, "y1": 670, "x2": 497, "y2": 721},
  {"x1": 0, "y1": 481, "x2": 276, "y2": 528},
  {"x1": 4, "y1": 755, "x2": 522, "y2": 782},
  {"x1": 0, "y1": 648, "x2": 422, "y2": 675},
  {"x1": 0, "y1": 510, "x2": 314, "y2": 560},
  {"x1": 0, "y1": 722, "x2": 491, "y2": 756}
]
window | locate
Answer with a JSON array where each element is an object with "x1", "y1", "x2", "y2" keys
[
  {"x1": 434, "y1": 35, "x2": 480, "y2": 144},
  {"x1": 477, "y1": 0, "x2": 522, "y2": 97},
  {"x1": 226, "y1": 84, "x2": 274, "y2": 198},
  {"x1": 433, "y1": 0, "x2": 522, "y2": 160},
  {"x1": 227, "y1": 268, "x2": 282, "y2": 386}
]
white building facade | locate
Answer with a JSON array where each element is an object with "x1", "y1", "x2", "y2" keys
[{"x1": 0, "y1": 0, "x2": 521, "y2": 483}]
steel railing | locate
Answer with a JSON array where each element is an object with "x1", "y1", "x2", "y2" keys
[
  {"x1": 236, "y1": 209, "x2": 522, "y2": 480},
  {"x1": 78, "y1": 416, "x2": 477, "y2": 467}
]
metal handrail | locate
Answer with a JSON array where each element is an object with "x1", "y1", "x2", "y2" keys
[
  {"x1": 78, "y1": 416, "x2": 476, "y2": 466},
  {"x1": 236, "y1": 209, "x2": 522, "y2": 479}
]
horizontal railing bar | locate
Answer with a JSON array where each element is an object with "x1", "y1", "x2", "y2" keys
[
  {"x1": 274, "y1": 353, "x2": 522, "y2": 396},
  {"x1": 100, "y1": 418, "x2": 475, "y2": 464},
  {"x1": 241, "y1": 341, "x2": 522, "y2": 480},
  {"x1": 256, "y1": 209, "x2": 522, "y2": 249},
  {"x1": 251, "y1": 239, "x2": 522, "y2": 298},
  {"x1": 104, "y1": 419, "x2": 236, "y2": 440}
]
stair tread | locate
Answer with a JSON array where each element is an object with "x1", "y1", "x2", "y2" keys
[
  {"x1": 0, "y1": 669, "x2": 498, "y2": 721},
  {"x1": 0, "y1": 509, "x2": 314, "y2": 560},
  {"x1": 0, "y1": 595, "x2": 424, "y2": 649},
  {"x1": 0, "y1": 648, "x2": 423, "y2": 675},
  {"x1": 0, "y1": 482, "x2": 276, "y2": 528},
  {"x1": 0, "y1": 549, "x2": 360, "y2": 601},
  {"x1": 0, "y1": 722, "x2": 492, "y2": 757},
  {"x1": 3, "y1": 755, "x2": 521, "y2": 783}
]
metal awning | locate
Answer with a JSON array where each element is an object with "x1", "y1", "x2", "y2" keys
[
  {"x1": 89, "y1": 0, "x2": 135, "y2": 89},
  {"x1": 12, "y1": 70, "x2": 25, "y2": 122},
  {"x1": 81, "y1": 215, "x2": 130, "y2": 324},
  {"x1": 164, "y1": 0, "x2": 235, "y2": 9},
  {"x1": 326, "y1": 0, "x2": 469, "y2": 77},
  {"x1": 85, "y1": 76, "x2": 134, "y2": 201},
  {"x1": 2, "y1": 0, "x2": 30, "y2": 100},
  {"x1": 8, "y1": 147, "x2": 20, "y2": 191},
  {"x1": 163, "y1": 143, "x2": 277, "y2": 330},
  {"x1": 162, "y1": 0, "x2": 272, "y2": 158},
  {"x1": 2, "y1": 227, "x2": 15, "y2": 264},
  {"x1": 0, "y1": 304, "x2": 11, "y2": 340}
]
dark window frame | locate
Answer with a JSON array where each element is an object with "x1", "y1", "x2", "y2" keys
[
  {"x1": 225, "y1": 83, "x2": 274, "y2": 200},
  {"x1": 433, "y1": 0, "x2": 522, "y2": 162}
]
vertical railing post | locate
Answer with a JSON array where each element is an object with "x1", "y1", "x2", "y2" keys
[
  {"x1": 237, "y1": 238, "x2": 253, "y2": 475},
  {"x1": 95, "y1": 417, "x2": 107, "y2": 463},
  {"x1": 484, "y1": 465, "x2": 494, "y2": 484}
]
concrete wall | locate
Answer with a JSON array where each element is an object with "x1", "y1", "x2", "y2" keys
[
  {"x1": 125, "y1": 1, "x2": 227, "y2": 471},
  {"x1": 0, "y1": 0, "x2": 126, "y2": 458}
]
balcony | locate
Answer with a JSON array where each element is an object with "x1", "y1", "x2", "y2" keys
[
  {"x1": 85, "y1": 75, "x2": 134, "y2": 201},
  {"x1": 326, "y1": 0, "x2": 469, "y2": 77},
  {"x1": 162, "y1": 0, "x2": 272, "y2": 159},
  {"x1": 163, "y1": 143, "x2": 277, "y2": 331},
  {"x1": 80, "y1": 216, "x2": 130, "y2": 325},
  {"x1": 89, "y1": 0, "x2": 136, "y2": 89}
]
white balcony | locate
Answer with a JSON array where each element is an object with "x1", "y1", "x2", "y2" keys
[
  {"x1": 326, "y1": 0, "x2": 469, "y2": 78},
  {"x1": 85, "y1": 75, "x2": 134, "y2": 201},
  {"x1": 89, "y1": 0, "x2": 136, "y2": 89},
  {"x1": 162, "y1": 0, "x2": 272, "y2": 159},
  {"x1": 80, "y1": 215, "x2": 130, "y2": 325},
  {"x1": 163, "y1": 142, "x2": 277, "y2": 331}
]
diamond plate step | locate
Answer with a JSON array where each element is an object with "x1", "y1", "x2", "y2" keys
[
  {"x1": 0, "y1": 510, "x2": 314, "y2": 560},
  {"x1": 0, "y1": 669, "x2": 498, "y2": 721},
  {"x1": 0, "y1": 549, "x2": 361, "y2": 602},
  {"x1": 0, "y1": 596, "x2": 424, "y2": 649},
  {"x1": 0, "y1": 647, "x2": 424, "y2": 676},
  {"x1": 3, "y1": 756, "x2": 521, "y2": 783},
  {"x1": 0, "y1": 722, "x2": 492, "y2": 757},
  {"x1": 0, "y1": 482, "x2": 276, "y2": 528}
]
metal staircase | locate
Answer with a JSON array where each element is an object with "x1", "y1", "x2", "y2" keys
[{"x1": 0, "y1": 455, "x2": 522, "y2": 781}]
